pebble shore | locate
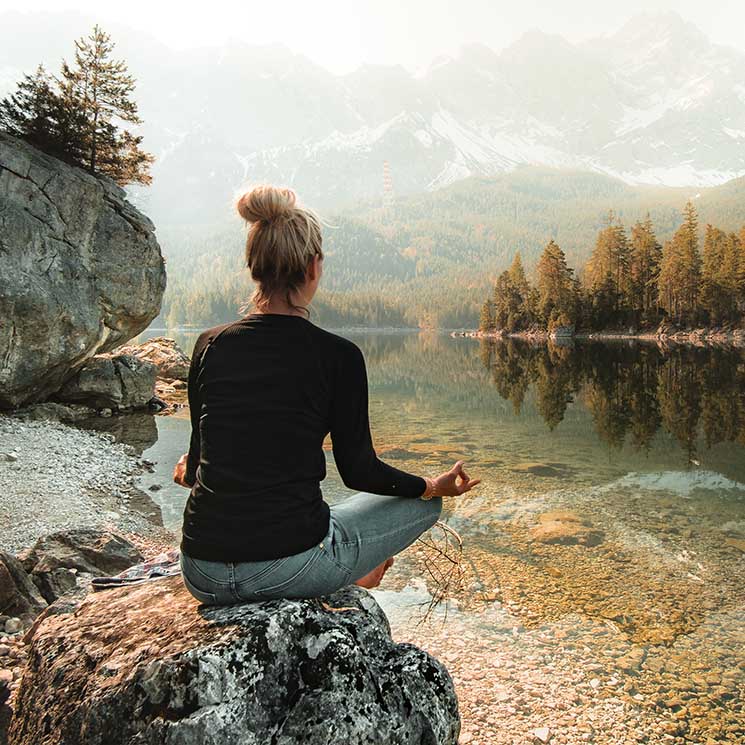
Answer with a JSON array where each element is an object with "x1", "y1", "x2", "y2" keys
[{"x1": 0, "y1": 415, "x2": 174, "y2": 555}]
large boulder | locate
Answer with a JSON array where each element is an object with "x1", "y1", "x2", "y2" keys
[
  {"x1": 0, "y1": 133, "x2": 166, "y2": 409},
  {"x1": 0, "y1": 553, "x2": 46, "y2": 625},
  {"x1": 56, "y1": 353, "x2": 157, "y2": 410},
  {"x1": 8, "y1": 578, "x2": 460, "y2": 745},
  {"x1": 117, "y1": 337, "x2": 191, "y2": 381}
]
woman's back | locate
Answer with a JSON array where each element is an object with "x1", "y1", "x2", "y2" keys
[{"x1": 181, "y1": 312, "x2": 426, "y2": 563}]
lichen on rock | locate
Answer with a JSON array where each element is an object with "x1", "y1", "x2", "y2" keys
[{"x1": 8, "y1": 576, "x2": 460, "y2": 745}]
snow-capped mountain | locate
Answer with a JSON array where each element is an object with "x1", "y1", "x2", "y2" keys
[{"x1": 1, "y1": 10, "x2": 744, "y2": 224}]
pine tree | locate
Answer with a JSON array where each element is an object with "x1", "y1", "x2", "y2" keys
[
  {"x1": 629, "y1": 213, "x2": 662, "y2": 324},
  {"x1": 584, "y1": 211, "x2": 631, "y2": 326},
  {"x1": 0, "y1": 65, "x2": 84, "y2": 163},
  {"x1": 508, "y1": 252, "x2": 529, "y2": 296},
  {"x1": 490, "y1": 251, "x2": 532, "y2": 330},
  {"x1": 699, "y1": 225, "x2": 736, "y2": 324},
  {"x1": 657, "y1": 201, "x2": 702, "y2": 325},
  {"x1": 59, "y1": 24, "x2": 154, "y2": 184},
  {"x1": 536, "y1": 239, "x2": 576, "y2": 329},
  {"x1": 479, "y1": 300, "x2": 494, "y2": 332}
]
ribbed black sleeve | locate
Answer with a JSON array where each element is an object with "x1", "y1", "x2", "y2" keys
[{"x1": 330, "y1": 341, "x2": 426, "y2": 498}]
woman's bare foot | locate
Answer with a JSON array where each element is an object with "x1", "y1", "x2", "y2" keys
[{"x1": 354, "y1": 557, "x2": 395, "y2": 589}]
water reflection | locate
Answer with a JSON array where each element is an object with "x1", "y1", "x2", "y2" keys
[{"x1": 481, "y1": 339, "x2": 745, "y2": 461}]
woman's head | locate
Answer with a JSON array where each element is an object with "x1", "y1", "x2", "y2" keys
[{"x1": 236, "y1": 185, "x2": 324, "y2": 317}]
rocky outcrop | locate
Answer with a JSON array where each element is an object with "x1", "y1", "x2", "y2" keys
[
  {"x1": 8, "y1": 577, "x2": 460, "y2": 745},
  {"x1": 0, "y1": 133, "x2": 166, "y2": 409},
  {"x1": 0, "y1": 554, "x2": 46, "y2": 626},
  {"x1": 18, "y1": 529, "x2": 143, "y2": 604},
  {"x1": 117, "y1": 337, "x2": 191, "y2": 381},
  {"x1": 56, "y1": 353, "x2": 157, "y2": 410}
]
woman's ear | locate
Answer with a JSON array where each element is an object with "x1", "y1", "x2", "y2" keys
[{"x1": 308, "y1": 253, "x2": 322, "y2": 282}]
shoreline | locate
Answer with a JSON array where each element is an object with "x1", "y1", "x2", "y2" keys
[
  {"x1": 0, "y1": 412, "x2": 175, "y2": 555},
  {"x1": 454, "y1": 327, "x2": 745, "y2": 346}
]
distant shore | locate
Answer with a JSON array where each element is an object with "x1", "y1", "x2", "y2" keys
[{"x1": 454, "y1": 327, "x2": 745, "y2": 346}]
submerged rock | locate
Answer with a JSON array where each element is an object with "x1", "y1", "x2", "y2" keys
[
  {"x1": 56, "y1": 353, "x2": 157, "y2": 410},
  {"x1": 0, "y1": 133, "x2": 166, "y2": 409},
  {"x1": 8, "y1": 577, "x2": 460, "y2": 745},
  {"x1": 529, "y1": 510, "x2": 605, "y2": 547},
  {"x1": 117, "y1": 336, "x2": 191, "y2": 381}
]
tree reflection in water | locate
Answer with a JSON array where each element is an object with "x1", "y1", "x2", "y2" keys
[{"x1": 479, "y1": 339, "x2": 745, "y2": 461}]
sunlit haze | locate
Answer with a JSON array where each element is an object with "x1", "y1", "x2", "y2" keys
[{"x1": 2, "y1": 0, "x2": 744, "y2": 74}]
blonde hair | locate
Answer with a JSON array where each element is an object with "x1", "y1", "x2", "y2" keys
[{"x1": 236, "y1": 185, "x2": 324, "y2": 317}]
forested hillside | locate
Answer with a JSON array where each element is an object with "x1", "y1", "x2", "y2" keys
[{"x1": 156, "y1": 167, "x2": 745, "y2": 329}]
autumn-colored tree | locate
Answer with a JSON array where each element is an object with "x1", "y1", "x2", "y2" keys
[
  {"x1": 699, "y1": 225, "x2": 741, "y2": 324},
  {"x1": 479, "y1": 300, "x2": 494, "y2": 332},
  {"x1": 629, "y1": 213, "x2": 662, "y2": 323},
  {"x1": 658, "y1": 201, "x2": 702, "y2": 325},
  {"x1": 536, "y1": 239, "x2": 577, "y2": 329},
  {"x1": 584, "y1": 211, "x2": 631, "y2": 325},
  {"x1": 60, "y1": 25, "x2": 154, "y2": 184}
]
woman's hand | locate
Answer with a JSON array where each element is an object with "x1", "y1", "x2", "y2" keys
[
  {"x1": 173, "y1": 453, "x2": 192, "y2": 488},
  {"x1": 432, "y1": 460, "x2": 481, "y2": 496}
]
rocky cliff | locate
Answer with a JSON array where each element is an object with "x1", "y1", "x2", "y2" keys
[
  {"x1": 7, "y1": 576, "x2": 460, "y2": 744},
  {"x1": 0, "y1": 133, "x2": 166, "y2": 409}
]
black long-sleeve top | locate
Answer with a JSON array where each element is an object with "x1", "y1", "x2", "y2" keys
[{"x1": 180, "y1": 313, "x2": 427, "y2": 561}]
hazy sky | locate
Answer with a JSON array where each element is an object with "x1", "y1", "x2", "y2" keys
[{"x1": 2, "y1": 0, "x2": 744, "y2": 74}]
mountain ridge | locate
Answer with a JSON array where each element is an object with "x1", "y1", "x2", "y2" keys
[{"x1": 1, "y1": 10, "x2": 744, "y2": 226}]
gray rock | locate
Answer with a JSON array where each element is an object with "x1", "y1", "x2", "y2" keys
[
  {"x1": 3, "y1": 619, "x2": 21, "y2": 635},
  {"x1": 18, "y1": 529, "x2": 143, "y2": 578},
  {"x1": 0, "y1": 133, "x2": 166, "y2": 409},
  {"x1": 0, "y1": 553, "x2": 46, "y2": 626},
  {"x1": 30, "y1": 568, "x2": 78, "y2": 606},
  {"x1": 116, "y1": 337, "x2": 191, "y2": 381},
  {"x1": 17, "y1": 529, "x2": 144, "y2": 605},
  {"x1": 56, "y1": 354, "x2": 157, "y2": 410},
  {"x1": 8, "y1": 577, "x2": 460, "y2": 745}
]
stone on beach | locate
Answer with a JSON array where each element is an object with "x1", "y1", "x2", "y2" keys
[
  {"x1": 0, "y1": 553, "x2": 46, "y2": 627},
  {"x1": 55, "y1": 353, "x2": 158, "y2": 410},
  {"x1": 116, "y1": 336, "x2": 192, "y2": 381},
  {"x1": 8, "y1": 577, "x2": 460, "y2": 745},
  {"x1": 18, "y1": 529, "x2": 143, "y2": 603}
]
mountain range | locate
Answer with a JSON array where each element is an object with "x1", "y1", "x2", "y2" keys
[{"x1": 1, "y1": 10, "x2": 745, "y2": 227}]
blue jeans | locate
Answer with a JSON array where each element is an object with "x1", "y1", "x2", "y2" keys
[{"x1": 180, "y1": 492, "x2": 443, "y2": 604}]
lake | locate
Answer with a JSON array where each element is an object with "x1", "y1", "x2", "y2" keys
[{"x1": 127, "y1": 329, "x2": 745, "y2": 744}]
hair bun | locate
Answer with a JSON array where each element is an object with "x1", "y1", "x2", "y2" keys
[{"x1": 237, "y1": 185, "x2": 296, "y2": 224}]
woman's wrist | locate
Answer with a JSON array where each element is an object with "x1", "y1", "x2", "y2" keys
[{"x1": 420, "y1": 476, "x2": 437, "y2": 500}]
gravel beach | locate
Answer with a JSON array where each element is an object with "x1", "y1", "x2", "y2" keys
[{"x1": 0, "y1": 414, "x2": 175, "y2": 554}]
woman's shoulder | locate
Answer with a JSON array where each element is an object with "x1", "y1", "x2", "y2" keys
[
  {"x1": 308, "y1": 324, "x2": 362, "y2": 361},
  {"x1": 191, "y1": 321, "x2": 241, "y2": 358}
]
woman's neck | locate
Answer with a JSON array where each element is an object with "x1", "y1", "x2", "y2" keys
[{"x1": 253, "y1": 298, "x2": 309, "y2": 317}]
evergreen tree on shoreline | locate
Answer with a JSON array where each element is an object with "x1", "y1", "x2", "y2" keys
[
  {"x1": 485, "y1": 203, "x2": 743, "y2": 333},
  {"x1": 629, "y1": 214, "x2": 662, "y2": 324},
  {"x1": 536, "y1": 239, "x2": 577, "y2": 329},
  {"x1": 658, "y1": 201, "x2": 701, "y2": 325}
]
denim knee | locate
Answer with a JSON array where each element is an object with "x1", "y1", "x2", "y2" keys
[{"x1": 423, "y1": 495, "x2": 443, "y2": 525}]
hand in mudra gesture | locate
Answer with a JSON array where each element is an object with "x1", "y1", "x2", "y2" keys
[{"x1": 432, "y1": 460, "x2": 480, "y2": 496}]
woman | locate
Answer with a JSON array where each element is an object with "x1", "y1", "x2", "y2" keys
[{"x1": 172, "y1": 184, "x2": 480, "y2": 605}]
